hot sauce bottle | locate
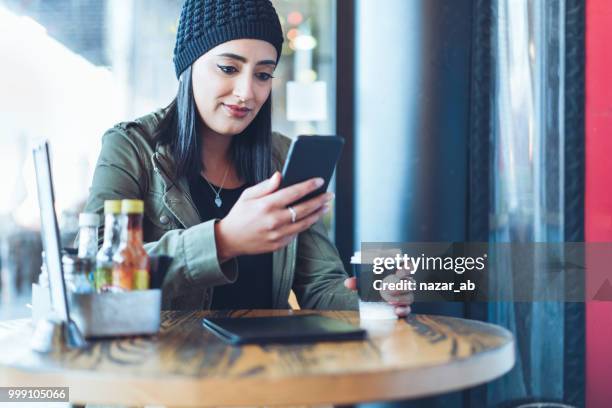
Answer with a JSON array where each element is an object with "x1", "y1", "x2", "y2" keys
[{"x1": 111, "y1": 199, "x2": 150, "y2": 291}]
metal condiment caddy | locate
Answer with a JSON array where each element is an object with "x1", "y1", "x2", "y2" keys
[{"x1": 32, "y1": 251, "x2": 164, "y2": 338}]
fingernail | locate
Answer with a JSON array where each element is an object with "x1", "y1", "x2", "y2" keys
[
  {"x1": 326, "y1": 192, "x2": 335, "y2": 201},
  {"x1": 314, "y1": 178, "x2": 324, "y2": 187},
  {"x1": 395, "y1": 306, "x2": 410, "y2": 316},
  {"x1": 323, "y1": 205, "x2": 331, "y2": 213}
]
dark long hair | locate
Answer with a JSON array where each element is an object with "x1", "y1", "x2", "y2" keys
[{"x1": 155, "y1": 65, "x2": 273, "y2": 185}]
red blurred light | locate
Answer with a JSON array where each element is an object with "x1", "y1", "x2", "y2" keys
[
  {"x1": 287, "y1": 28, "x2": 299, "y2": 40},
  {"x1": 287, "y1": 11, "x2": 303, "y2": 26}
]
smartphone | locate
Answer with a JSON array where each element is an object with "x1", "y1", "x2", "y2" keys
[{"x1": 279, "y1": 135, "x2": 344, "y2": 205}]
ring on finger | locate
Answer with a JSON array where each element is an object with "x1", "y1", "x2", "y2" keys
[{"x1": 288, "y1": 206, "x2": 297, "y2": 223}]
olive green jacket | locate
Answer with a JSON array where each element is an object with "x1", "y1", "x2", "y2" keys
[{"x1": 83, "y1": 109, "x2": 358, "y2": 311}]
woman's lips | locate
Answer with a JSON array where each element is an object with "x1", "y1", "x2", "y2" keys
[{"x1": 223, "y1": 104, "x2": 251, "y2": 118}]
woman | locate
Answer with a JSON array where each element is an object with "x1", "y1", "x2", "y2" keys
[{"x1": 84, "y1": 0, "x2": 411, "y2": 315}]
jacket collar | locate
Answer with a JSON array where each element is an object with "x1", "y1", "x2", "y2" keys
[{"x1": 151, "y1": 143, "x2": 202, "y2": 229}]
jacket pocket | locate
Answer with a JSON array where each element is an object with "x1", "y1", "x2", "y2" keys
[{"x1": 143, "y1": 191, "x2": 179, "y2": 240}]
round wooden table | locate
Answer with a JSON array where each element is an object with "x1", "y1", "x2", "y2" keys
[{"x1": 0, "y1": 310, "x2": 514, "y2": 407}]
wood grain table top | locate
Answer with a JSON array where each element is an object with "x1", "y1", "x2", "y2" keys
[{"x1": 0, "y1": 310, "x2": 514, "y2": 407}]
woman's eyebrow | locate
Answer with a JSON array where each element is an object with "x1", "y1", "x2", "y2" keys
[{"x1": 217, "y1": 52, "x2": 276, "y2": 67}]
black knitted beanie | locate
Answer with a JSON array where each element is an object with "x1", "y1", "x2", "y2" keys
[{"x1": 173, "y1": 0, "x2": 284, "y2": 78}]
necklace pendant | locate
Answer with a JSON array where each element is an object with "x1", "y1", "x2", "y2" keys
[{"x1": 214, "y1": 197, "x2": 222, "y2": 207}]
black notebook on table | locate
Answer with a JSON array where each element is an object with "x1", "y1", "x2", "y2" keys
[{"x1": 202, "y1": 314, "x2": 366, "y2": 345}]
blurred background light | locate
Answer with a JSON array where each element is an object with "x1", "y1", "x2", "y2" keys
[
  {"x1": 287, "y1": 28, "x2": 299, "y2": 40},
  {"x1": 292, "y1": 34, "x2": 317, "y2": 50},
  {"x1": 297, "y1": 68, "x2": 317, "y2": 83},
  {"x1": 287, "y1": 11, "x2": 303, "y2": 26}
]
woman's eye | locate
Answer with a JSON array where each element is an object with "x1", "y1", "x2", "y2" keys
[
  {"x1": 256, "y1": 72, "x2": 274, "y2": 81},
  {"x1": 217, "y1": 65, "x2": 238, "y2": 74}
]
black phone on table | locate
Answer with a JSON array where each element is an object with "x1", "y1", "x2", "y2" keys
[{"x1": 279, "y1": 135, "x2": 344, "y2": 206}]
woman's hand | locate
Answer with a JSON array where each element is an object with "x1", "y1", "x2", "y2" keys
[
  {"x1": 344, "y1": 269, "x2": 415, "y2": 318},
  {"x1": 215, "y1": 171, "x2": 334, "y2": 262}
]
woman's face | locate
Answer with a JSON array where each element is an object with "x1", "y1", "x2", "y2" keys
[{"x1": 191, "y1": 39, "x2": 278, "y2": 136}]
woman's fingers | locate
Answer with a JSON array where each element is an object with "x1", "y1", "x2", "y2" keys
[
  {"x1": 394, "y1": 305, "x2": 411, "y2": 317},
  {"x1": 264, "y1": 177, "x2": 324, "y2": 208},
  {"x1": 220, "y1": 175, "x2": 334, "y2": 258},
  {"x1": 273, "y1": 233, "x2": 297, "y2": 250},
  {"x1": 380, "y1": 273, "x2": 415, "y2": 304},
  {"x1": 395, "y1": 269, "x2": 412, "y2": 279},
  {"x1": 286, "y1": 192, "x2": 334, "y2": 223},
  {"x1": 344, "y1": 277, "x2": 357, "y2": 290},
  {"x1": 275, "y1": 204, "x2": 328, "y2": 238},
  {"x1": 346, "y1": 273, "x2": 411, "y2": 318},
  {"x1": 381, "y1": 286, "x2": 415, "y2": 304},
  {"x1": 241, "y1": 171, "x2": 281, "y2": 200},
  {"x1": 257, "y1": 206, "x2": 327, "y2": 252},
  {"x1": 385, "y1": 291, "x2": 415, "y2": 305}
]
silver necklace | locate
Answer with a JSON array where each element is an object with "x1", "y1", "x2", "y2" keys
[{"x1": 202, "y1": 165, "x2": 230, "y2": 208}]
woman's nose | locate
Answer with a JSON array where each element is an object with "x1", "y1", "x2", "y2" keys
[{"x1": 233, "y1": 73, "x2": 255, "y2": 103}]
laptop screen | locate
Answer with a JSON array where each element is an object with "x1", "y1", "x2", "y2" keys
[{"x1": 33, "y1": 141, "x2": 70, "y2": 322}]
